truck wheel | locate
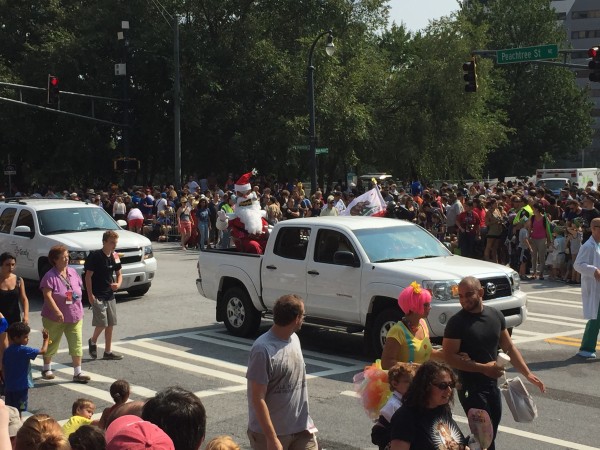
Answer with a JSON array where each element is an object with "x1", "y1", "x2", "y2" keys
[
  {"x1": 222, "y1": 287, "x2": 261, "y2": 337},
  {"x1": 370, "y1": 307, "x2": 403, "y2": 358},
  {"x1": 127, "y1": 284, "x2": 151, "y2": 297}
]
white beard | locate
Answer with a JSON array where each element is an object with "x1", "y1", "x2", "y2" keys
[{"x1": 236, "y1": 202, "x2": 263, "y2": 235}]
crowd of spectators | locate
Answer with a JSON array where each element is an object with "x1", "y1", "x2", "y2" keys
[
  {"x1": 3, "y1": 174, "x2": 598, "y2": 274},
  {"x1": 0, "y1": 383, "x2": 233, "y2": 450}
]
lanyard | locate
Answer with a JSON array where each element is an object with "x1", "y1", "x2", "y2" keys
[{"x1": 59, "y1": 271, "x2": 73, "y2": 291}]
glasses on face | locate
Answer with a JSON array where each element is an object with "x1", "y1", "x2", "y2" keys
[{"x1": 431, "y1": 381, "x2": 455, "y2": 390}]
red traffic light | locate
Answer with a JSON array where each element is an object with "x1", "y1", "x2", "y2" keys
[
  {"x1": 589, "y1": 47, "x2": 599, "y2": 58},
  {"x1": 49, "y1": 76, "x2": 59, "y2": 86}
]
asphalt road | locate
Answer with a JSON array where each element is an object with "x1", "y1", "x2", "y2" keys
[{"x1": 21, "y1": 243, "x2": 600, "y2": 449}]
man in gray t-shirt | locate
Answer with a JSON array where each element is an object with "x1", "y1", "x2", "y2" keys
[{"x1": 246, "y1": 294, "x2": 317, "y2": 450}]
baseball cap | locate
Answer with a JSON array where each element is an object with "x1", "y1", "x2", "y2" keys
[
  {"x1": 106, "y1": 415, "x2": 174, "y2": 450},
  {"x1": 7, "y1": 406, "x2": 21, "y2": 437}
]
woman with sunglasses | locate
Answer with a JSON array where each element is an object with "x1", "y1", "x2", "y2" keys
[{"x1": 389, "y1": 360, "x2": 467, "y2": 450}]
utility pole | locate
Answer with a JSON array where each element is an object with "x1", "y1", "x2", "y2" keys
[
  {"x1": 174, "y1": 20, "x2": 181, "y2": 189},
  {"x1": 117, "y1": 21, "x2": 131, "y2": 188}
]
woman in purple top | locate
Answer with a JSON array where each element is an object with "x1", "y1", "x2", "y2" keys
[{"x1": 39, "y1": 245, "x2": 90, "y2": 383}]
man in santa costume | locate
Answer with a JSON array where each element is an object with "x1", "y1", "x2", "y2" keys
[{"x1": 216, "y1": 169, "x2": 269, "y2": 254}]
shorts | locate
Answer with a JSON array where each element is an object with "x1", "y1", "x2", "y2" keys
[
  {"x1": 179, "y1": 220, "x2": 192, "y2": 234},
  {"x1": 519, "y1": 248, "x2": 531, "y2": 263},
  {"x1": 42, "y1": 317, "x2": 83, "y2": 357},
  {"x1": 5, "y1": 389, "x2": 28, "y2": 412},
  {"x1": 92, "y1": 298, "x2": 118, "y2": 327},
  {"x1": 128, "y1": 218, "x2": 144, "y2": 229},
  {"x1": 247, "y1": 429, "x2": 317, "y2": 450}
]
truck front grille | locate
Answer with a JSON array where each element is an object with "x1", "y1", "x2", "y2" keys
[{"x1": 479, "y1": 276, "x2": 512, "y2": 301}]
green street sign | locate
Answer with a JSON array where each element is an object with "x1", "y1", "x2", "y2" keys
[
  {"x1": 496, "y1": 44, "x2": 558, "y2": 65},
  {"x1": 316, "y1": 147, "x2": 329, "y2": 154}
]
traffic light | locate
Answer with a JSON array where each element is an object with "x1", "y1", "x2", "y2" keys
[
  {"x1": 47, "y1": 74, "x2": 60, "y2": 105},
  {"x1": 462, "y1": 58, "x2": 477, "y2": 93},
  {"x1": 589, "y1": 47, "x2": 600, "y2": 82}
]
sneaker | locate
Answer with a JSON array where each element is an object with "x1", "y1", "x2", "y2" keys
[
  {"x1": 88, "y1": 338, "x2": 97, "y2": 359},
  {"x1": 520, "y1": 275, "x2": 531, "y2": 281},
  {"x1": 73, "y1": 373, "x2": 91, "y2": 383},
  {"x1": 103, "y1": 352, "x2": 124, "y2": 360},
  {"x1": 41, "y1": 370, "x2": 55, "y2": 380},
  {"x1": 576, "y1": 350, "x2": 597, "y2": 359}
]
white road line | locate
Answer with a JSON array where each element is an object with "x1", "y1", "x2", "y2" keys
[
  {"x1": 512, "y1": 329, "x2": 545, "y2": 336},
  {"x1": 199, "y1": 329, "x2": 367, "y2": 366},
  {"x1": 528, "y1": 312, "x2": 588, "y2": 324},
  {"x1": 129, "y1": 340, "x2": 249, "y2": 373},
  {"x1": 30, "y1": 359, "x2": 157, "y2": 399},
  {"x1": 110, "y1": 344, "x2": 248, "y2": 384},
  {"x1": 338, "y1": 391, "x2": 598, "y2": 449},
  {"x1": 530, "y1": 288, "x2": 581, "y2": 295},
  {"x1": 511, "y1": 328, "x2": 585, "y2": 344},
  {"x1": 528, "y1": 299, "x2": 582, "y2": 309},
  {"x1": 528, "y1": 296, "x2": 581, "y2": 305},
  {"x1": 527, "y1": 317, "x2": 584, "y2": 327}
]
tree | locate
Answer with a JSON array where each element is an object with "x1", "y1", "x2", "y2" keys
[{"x1": 464, "y1": 0, "x2": 593, "y2": 177}]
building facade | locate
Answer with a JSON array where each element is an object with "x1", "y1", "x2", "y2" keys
[{"x1": 552, "y1": 0, "x2": 600, "y2": 166}]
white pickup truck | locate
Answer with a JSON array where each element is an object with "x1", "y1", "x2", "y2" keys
[{"x1": 196, "y1": 216, "x2": 527, "y2": 355}]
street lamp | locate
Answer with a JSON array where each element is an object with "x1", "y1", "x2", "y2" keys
[{"x1": 308, "y1": 30, "x2": 335, "y2": 195}]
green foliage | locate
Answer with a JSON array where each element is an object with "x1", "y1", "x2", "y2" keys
[{"x1": 0, "y1": 0, "x2": 594, "y2": 190}]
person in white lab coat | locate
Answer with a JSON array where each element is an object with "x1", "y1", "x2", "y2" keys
[{"x1": 573, "y1": 217, "x2": 600, "y2": 358}]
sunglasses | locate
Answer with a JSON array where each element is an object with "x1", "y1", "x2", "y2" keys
[{"x1": 431, "y1": 381, "x2": 455, "y2": 390}]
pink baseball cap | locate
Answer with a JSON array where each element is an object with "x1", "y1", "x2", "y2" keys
[{"x1": 106, "y1": 415, "x2": 174, "y2": 450}]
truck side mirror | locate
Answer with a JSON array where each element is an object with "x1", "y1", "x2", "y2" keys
[
  {"x1": 333, "y1": 251, "x2": 359, "y2": 267},
  {"x1": 14, "y1": 225, "x2": 34, "y2": 239}
]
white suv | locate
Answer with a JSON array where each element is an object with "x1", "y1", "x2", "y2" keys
[{"x1": 0, "y1": 198, "x2": 157, "y2": 296}]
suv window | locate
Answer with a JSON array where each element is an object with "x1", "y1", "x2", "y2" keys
[
  {"x1": 0, "y1": 208, "x2": 17, "y2": 234},
  {"x1": 273, "y1": 227, "x2": 310, "y2": 260},
  {"x1": 37, "y1": 207, "x2": 119, "y2": 235},
  {"x1": 315, "y1": 229, "x2": 356, "y2": 264},
  {"x1": 15, "y1": 209, "x2": 35, "y2": 235}
]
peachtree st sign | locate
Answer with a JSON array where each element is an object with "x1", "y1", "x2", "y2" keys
[{"x1": 496, "y1": 44, "x2": 558, "y2": 65}]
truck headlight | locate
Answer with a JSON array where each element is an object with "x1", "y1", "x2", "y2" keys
[
  {"x1": 510, "y1": 270, "x2": 521, "y2": 291},
  {"x1": 68, "y1": 250, "x2": 88, "y2": 265},
  {"x1": 143, "y1": 245, "x2": 154, "y2": 259},
  {"x1": 422, "y1": 280, "x2": 460, "y2": 301}
]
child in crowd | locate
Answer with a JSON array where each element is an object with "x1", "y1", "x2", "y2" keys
[
  {"x1": 371, "y1": 362, "x2": 417, "y2": 450},
  {"x1": 62, "y1": 398, "x2": 96, "y2": 437},
  {"x1": 204, "y1": 435, "x2": 241, "y2": 450},
  {"x1": 98, "y1": 379, "x2": 131, "y2": 429},
  {"x1": 516, "y1": 219, "x2": 532, "y2": 281},
  {"x1": 68, "y1": 425, "x2": 106, "y2": 450},
  {"x1": 2, "y1": 323, "x2": 49, "y2": 414},
  {"x1": 548, "y1": 227, "x2": 566, "y2": 281},
  {"x1": 566, "y1": 219, "x2": 582, "y2": 284}
]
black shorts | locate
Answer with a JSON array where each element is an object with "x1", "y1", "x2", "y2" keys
[{"x1": 519, "y1": 248, "x2": 531, "y2": 263}]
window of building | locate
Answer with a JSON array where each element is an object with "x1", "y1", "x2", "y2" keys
[
  {"x1": 556, "y1": 12, "x2": 566, "y2": 20},
  {"x1": 572, "y1": 10, "x2": 600, "y2": 19},
  {"x1": 571, "y1": 30, "x2": 600, "y2": 39}
]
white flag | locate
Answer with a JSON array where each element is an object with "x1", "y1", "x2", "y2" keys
[{"x1": 340, "y1": 187, "x2": 387, "y2": 216}]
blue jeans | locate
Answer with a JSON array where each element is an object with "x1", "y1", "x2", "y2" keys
[
  {"x1": 198, "y1": 222, "x2": 209, "y2": 250},
  {"x1": 220, "y1": 230, "x2": 231, "y2": 249}
]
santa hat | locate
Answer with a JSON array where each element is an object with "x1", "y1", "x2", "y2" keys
[{"x1": 235, "y1": 169, "x2": 257, "y2": 192}]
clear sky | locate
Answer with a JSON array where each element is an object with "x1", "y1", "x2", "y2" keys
[{"x1": 387, "y1": 0, "x2": 460, "y2": 32}]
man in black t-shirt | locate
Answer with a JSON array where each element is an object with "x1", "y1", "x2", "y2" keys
[
  {"x1": 443, "y1": 276, "x2": 545, "y2": 450},
  {"x1": 84, "y1": 230, "x2": 123, "y2": 361}
]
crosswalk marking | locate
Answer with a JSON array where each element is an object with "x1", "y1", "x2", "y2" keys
[{"x1": 545, "y1": 335, "x2": 598, "y2": 349}]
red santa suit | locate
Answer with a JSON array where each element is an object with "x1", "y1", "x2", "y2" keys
[{"x1": 216, "y1": 169, "x2": 269, "y2": 254}]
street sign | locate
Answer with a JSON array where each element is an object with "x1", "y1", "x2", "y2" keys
[
  {"x1": 4, "y1": 164, "x2": 16, "y2": 175},
  {"x1": 496, "y1": 44, "x2": 558, "y2": 65},
  {"x1": 316, "y1": 147, "x2": 329, "y2": 154}
]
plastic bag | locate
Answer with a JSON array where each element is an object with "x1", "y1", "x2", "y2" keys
[
  {"x1": 352, "y1": 359, "x2": 391, "y2": 420},
  {"x1": 500, "y1": 376, "x2": 538, "y2": 423}
]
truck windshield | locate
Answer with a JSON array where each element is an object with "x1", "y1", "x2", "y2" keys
[
  {"x1": 354, "y1": 225, "x2": 451, "y2": 263},
  {"x1": 38, "y1": 207, "x2": 121, "y2": 235},
  {"x1": 536, "y1": 179, "x2": 567, "y2": 192}
]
